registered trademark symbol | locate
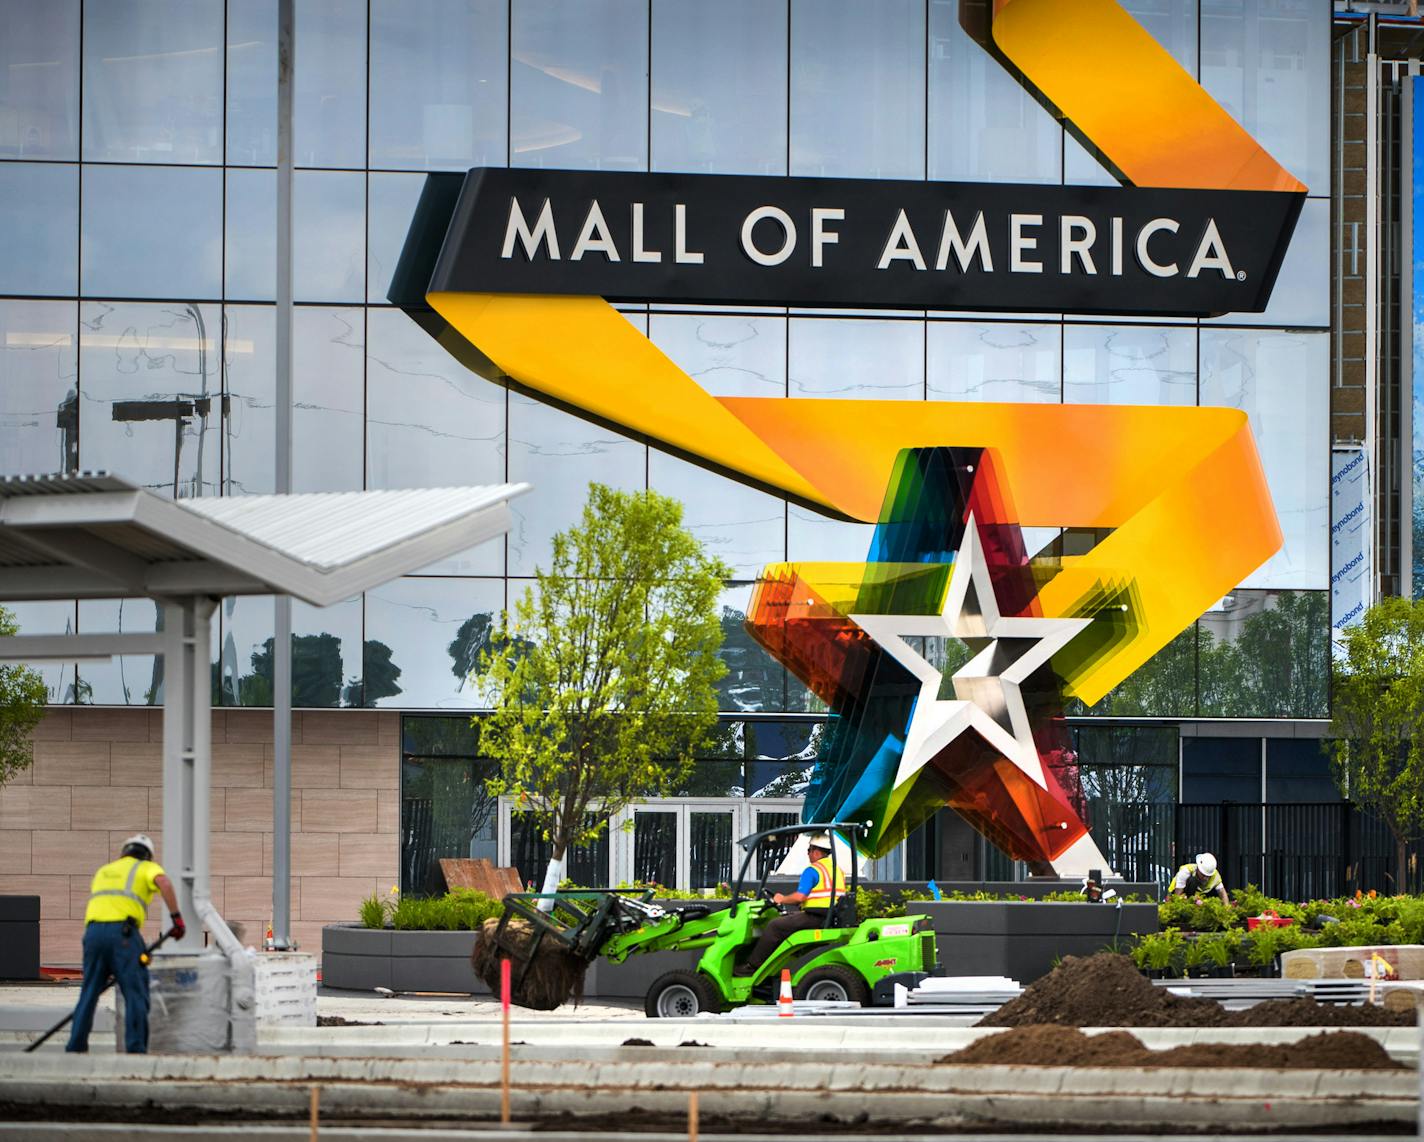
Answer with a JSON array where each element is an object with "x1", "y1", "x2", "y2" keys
[{"x1": 1236, "y1": 270, "x2": 1247, "y2": 280}]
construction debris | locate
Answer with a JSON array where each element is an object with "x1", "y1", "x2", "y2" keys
[{"x1": 469, "y1": 917, "x2": 588, "y2": 1011}]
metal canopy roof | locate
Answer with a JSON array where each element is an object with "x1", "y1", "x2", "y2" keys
[{"x1": 0, "y1": 472, "x2": 530, "y2": 607}]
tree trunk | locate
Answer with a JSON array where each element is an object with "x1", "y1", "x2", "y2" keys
[
  {"x1": 536, "y1": 849, "x2": 567, "y2": 913},
  {"x1": 1397, "y1": 836, "x2": 1410, "y2": 894}
]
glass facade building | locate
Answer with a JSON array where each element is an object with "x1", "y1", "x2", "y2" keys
[{"x1": 0, "y1": 0, "x2": 1335, "y2": 893}]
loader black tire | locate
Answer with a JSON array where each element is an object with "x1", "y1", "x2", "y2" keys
[
  {"x1": 793, "y1": 964, "x2": 870, "y2": 1006},
  {"x1": 645, "y1": 969, "x2": 720, "y2": 1018}
]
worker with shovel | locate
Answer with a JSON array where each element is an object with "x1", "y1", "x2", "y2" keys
[{"x1": 65, "y1": 833, "x2": 184, "y2": 1054}]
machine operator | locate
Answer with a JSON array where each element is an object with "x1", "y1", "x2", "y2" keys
[{"x1": 738, "y1": 833, "x2": 845, "y2": 974}]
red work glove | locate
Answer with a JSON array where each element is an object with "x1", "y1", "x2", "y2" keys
[{"x1": 168, "y1": 912, "x2": 186, "y2": 941}]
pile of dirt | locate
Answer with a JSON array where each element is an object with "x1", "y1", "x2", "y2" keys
[
  {"x1": 980, "y1": 954, "x2": 1226, "y2": 1028},
  {"x1": 315, "y1": 1015, "x2": 382, "y2": 1027},
  {"x1": 980, "y1": 954, "x2": 1415, "y2": 1029},
  {"x1": 942, "y1": 1026, "x2": 1401, "y2": 1070},
  {"x1": 470, "y1": 917, "x2": 589, "y2": 1011}
]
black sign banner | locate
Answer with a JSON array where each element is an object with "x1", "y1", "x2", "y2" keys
[{"x1": 426, "y1": 168, "x2": 1303, "y2": 318}]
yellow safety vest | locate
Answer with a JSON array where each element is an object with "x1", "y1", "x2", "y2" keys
[
  {"x1": 804, "y1": 856, "x2": 847, "y2": 910},
  {"x1": 84, "y1": 856, "x2": 164, "y2": 927}
]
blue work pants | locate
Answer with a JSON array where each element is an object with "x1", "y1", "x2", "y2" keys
[{"x1": 65, "y1": 920, "x2": 149, "y2": 1053}]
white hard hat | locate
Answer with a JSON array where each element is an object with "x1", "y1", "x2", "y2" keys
[
  {"x1": 123, "y1": 833, "x2": 156, "y2": 858},
  {"x1": 807, "y1": 833, "x2": 833, "y2": 851},
  {"x1": 1195, "y1": 852, "x2": 1217, "y2": 876}
]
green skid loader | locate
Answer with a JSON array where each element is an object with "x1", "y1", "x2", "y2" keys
[{"x1": 488, "y1": 821, "x2": 941, "y2": 1017}]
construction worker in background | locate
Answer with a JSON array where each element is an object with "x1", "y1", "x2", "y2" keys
[
  {"x1": 738, "y1": 833, "x2": 845, "y2": 974},
  {"x1": 1168, "y1": 851, "x2": 1229, "y2": 905},
  {"x1": 66, "y1": 834, "x2": 184, "y2": 1054}
]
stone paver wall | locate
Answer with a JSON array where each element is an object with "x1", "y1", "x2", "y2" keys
[{"x1": 0, "y1": 707, "x2": 399, "y2": 964}]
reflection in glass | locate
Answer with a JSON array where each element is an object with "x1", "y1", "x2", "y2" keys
[
  {"x1": 511, "y1": 0, "x2": 647, "y2": 171},
  {"x1": 689, "y1": 811, "x2": 733, "y2": 889},
  {"x1": 648, "y1": 454, "x2": 784, "y2": 578},
  {"x1": 364, "y1": 576, "x2": 503, "y2": 709},
  {"x1": 510, "y1": 810, "x2": 608, "y2": 887},
  {"x1": 221, "y1": 306, "x2": 365, "y2": 494},
  {"x1": 368, "y1": 172, "x2": 428, "y2": 303},
  {"x1": 1063, "y1": 325, "x2": 1196, "y2": 406},
  {"x1": 79, "y1": 302, "x2": 221, "y2": 498},
  {"x1": 786, "y1": 505, "x2": 875, "y2": 567},
  {"x1": 789, "y1": 318, "x2": 923, "y2": 400},
  {"x1": 1070, "y1": 627, "x2": 1196, "y2": 718},
  {"x1": 0, "y1": 0, "x2": 79, "y2": 159},
  {"x1": 226, "y1": 0, "x2": 367, "y2": 167},
  {"x1": 1, "y1": 600, "x2": 76, "y2": 703},
  {"x1": 754, "y1": 810, "x2": 800, "y2": 877},
  {"x1": 224, "y1": 169, "x2": 366, "y2": 302},
  {"x1": 506, "y1": 394, "x2": 646, "y2": 576},
  {"x1": 403, "y1": 714, "x2": 479, "y2": 756},
  {"x1": 1204, "y1": 197, "x2": 1328, "y2": 329},
  {"x1": 1075, "y1": 724, "x2": 1178, "y2": 884},
  {"x1": 651, "y1": 0, "x2": 787, "y2": 175},
  {"x1": 927, "y1": 321, "x2": 1059, "y2": 403},
  {"x1": 77, "y1": 598, "x2": 160, "y2": 706},
  {"x1": 217, "y1": 594, "x2": 270, "y2": 707},
  {"x1": 1198, "y1": 589, "x2": 1329, "y2": 719},
  {"x1": 1265, "y1": 737, "x2": 1338, "y2": 802},
  {"x1": 370, "y1": 0, "x2": 507, "y2": 171},
  {"x1": 649, "y1": 314, "x2": 787, "y2": 398},
  {"x1": 927, "y1": 0, "x2": 1057, "y2": 184},
  {"x1": 402, "y1": 755, "x2": 501, "y2": 895},
  {"x1": 0, "y1": 164, "x2": 77, "y2": 297},
  {"x1": 715, "y1": 584, "x2": 786, "y2": 714},
  {"x1": 791, "y1": 0, "x2": 924, "y2": 179},
  {"x1": 633, "y1": 810, "x2": 678, "y2": 886},
  {"x1": 1201, "y1": 0, "x2": 1329, "y2": 194},
  {"x1": 82, "y1": 0, "x2": 223, "y2": 164},
  {"x1": 81, "y1": 165, "x2": 222, "y2": 300},
  {"x1": 0, "y1": 300, "x2": 78, "y2": 475},
  {"x1": 1199, "y1": 328, "x2": 1328, "y2": 589},
  {"x1": 1065, "y1": 0, "x2": 1197, "y2": 185}
]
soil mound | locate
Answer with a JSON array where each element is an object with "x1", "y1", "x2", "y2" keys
[
  {"x1": 470, "y1": 917, "x2": 589, "y2": 1011},
  {"x1": 979, "y1": 954, "x2": 1416, "y2": 1029},
  {"x1": 942, "y1": 1026, "x2": 1400, "y2": 1070},
  {"x1": 979, "y1": 954, "x2": 1227, "y2": 1028}
]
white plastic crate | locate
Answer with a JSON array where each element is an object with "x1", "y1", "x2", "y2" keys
[{"x1": 251, "y1": 952, "x2": 318, "y2": 1026}]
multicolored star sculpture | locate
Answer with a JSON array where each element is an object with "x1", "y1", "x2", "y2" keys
[{"x1": 746, "y1": 446, "x2": 1118, "y2": 877}]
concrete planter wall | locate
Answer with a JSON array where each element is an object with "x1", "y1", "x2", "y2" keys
[
  {"x1": 0, "y1": 896, "x2": 40, "y2": 980},
  {"x1": 324, "y1": 897, "x2": 1157, "y2": 994}
]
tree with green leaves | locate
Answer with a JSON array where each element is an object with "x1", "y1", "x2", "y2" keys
[
  {"x1": 0, "y1": 605, "x2": 50, "y2": 789},
  {"x1": 474, "y1": 483, "x2": 731, "y2": 902},
  {"x1": 1325, "y1": 596, "x2": 1424, "y2": 890}
]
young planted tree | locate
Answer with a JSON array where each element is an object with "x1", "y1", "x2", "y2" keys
[
  {"x1": 0, "y1": 605, "x2": 49, "y2": 789},
  {"x1": 476, "y1": 483, "x2": 731, "y2": 902},
  {"x1": 1325, "y1": 596, "x2": 1424, "y2": 890}
]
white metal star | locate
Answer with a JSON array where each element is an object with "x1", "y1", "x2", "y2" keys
[{"x1": 850, "y1": 513, "x2": 1090, "y2": 794}]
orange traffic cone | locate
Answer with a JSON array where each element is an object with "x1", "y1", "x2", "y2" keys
[{"x1": 778, "y1": 968, "x2": 794, "y2": 1018}]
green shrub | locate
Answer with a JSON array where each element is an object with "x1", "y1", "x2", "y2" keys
[
  {"x1": 389, "y1": 889, "x2": 504, "y2": 931},
  {"x1": 1195, "y1": 929, "x2": 1239, "y2": 969},
  {"x1": 359, "y1": 893, "x2": 388, "y2": 930},
  {"x1": 1133, "y1": 928, "x2": 1184, "y2": 973}
]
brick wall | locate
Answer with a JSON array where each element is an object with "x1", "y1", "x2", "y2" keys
[{"x1": 0, "y1": 707, "x2": 399, "y2": 964}]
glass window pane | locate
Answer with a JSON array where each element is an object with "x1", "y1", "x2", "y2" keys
[
  {"x1": 927, "y1": 0, "x2": 1057, "y2": 184},
  {"x1": 0, "y1": 300, "x2": 78, "y2": 475},
  {"x1": 1199, "y1": 328, "x2": 1327, "y2": 589},
  {"x1": 0, "y1": 0, "x2": 80, "y2": 160},
  {"x1": 1063, "y1": 325, "x2": 1196, "y2": 406},
  {"x1": 0, "y1": 163, "x2": 78, "y2": 296},
  {"x1": 76, "y1": 597, "x2": 160, "y2": 706},
  {"x1": 368, "y1": 172, "x2": 427, "y2": 303},
  {"x1": 225, "y1": 0, "x2": 275, "y2": 166},
  {"x1": 1181, "y1": 736, "x2": 1259, "y2": 803},
  {"x1": 651, "y1": 0, "x2": 787, "y2": 175},
  {"x1": 81, "y1": 165, "x2": 221, "y2": 299},
  {"x1": 510, "y1": 809, "x2": 609, "y2": 888},
  {"x1": 650, "y1": 313, "x2": 787, "y2": 398},
  {"x1": 688, "y1": 811, "x2": 733, "y2": 889},
  {"x1": 648, "y1": 454, "x2": 785, "y2": 578},
  {"x1": 1065, "y1": 0, "x2": 1197, "y2": 185},
  {"x1": 1204, "y1": 196, "x2": 1328, "y2": 329},
  {"x1": 78, "y1": 301, "x2": 222, "y2": 497},
  {"x1": 402, "y1": 714, "x2": 480, "y2": 755},
  {"x1": 1070, "y1": 627, "x2": 1196, "y2": 718},
  {"x1": 787, "y1": 504, "x2": 875, "y2": 566},
  {"x1": 217, "y1": 594, "x2": 270, "y2": 706},
  {"x1": 1201, "y1": 0, "x2": 1329, "y2": 194},
  {"x1": 1198, "y1": 589, "x2": 1329, "y2": 719},
  {"x1": 82, "y1": 0, "x2": 224, "y2": 164},
  {"x1": 789, "y1": 318, "x2": 922, "y2": 400},
  {"x1": 506, "y1": 394, "x2": 647, "y2": 576},
  {"x1": 364, "y1": 576, "x2": 504, "y2": 709},
  {"x1": 511, "y1": 0, "x2": 647, "y2": 171},
  {"x1": 401, "y1": 755, "x2": 500, "y2": 896},
  {"x1": 632, "y1": 810, "x2": 678, "y2": 887},
  {"x1": 927, "y1": 321, "x2": 1059, "y2": 403},
  {"x1": 224, "y1": 169, "x2": 366, "y2": 302},
  {"x1": 1, "y1": 600, "x2": 77, "y2": 703},
  {"x1": 790, "y1": 0, "x2": 924, "y2": 179},
  {"x1": 220, "y1": 305, "x2": 364, "y2": 494},
  {"x1": 366, "y1": 308, "x2": 505, "y2": 576},
  {"x1": 369, "y1": 0, "x2": 508, "y2": 171},
  {"x1": 1265, "y1": 737, "x2": 1337, "y2": 802},
  {"x1": 715, "y1": 583, "x2": 786, "y2": 714}
]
